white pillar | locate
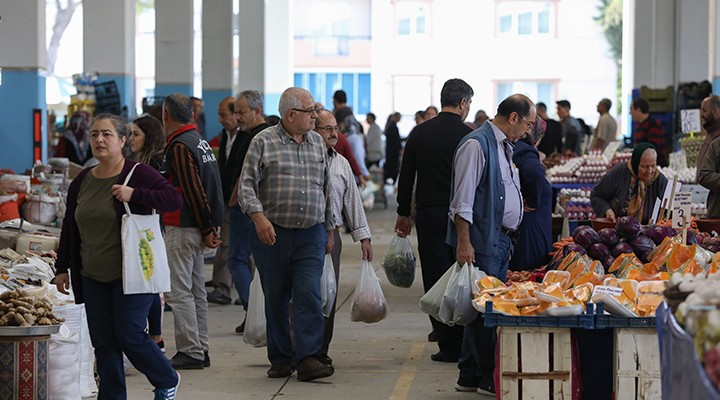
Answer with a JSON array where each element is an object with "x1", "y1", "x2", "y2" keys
[
  {"x1": 238, "y1": 0, "x2": 265, "y2": 93},
  {"x1": 263, "y1": 0, "x2": 293, "y2": 114},
  {"x1": 202, "y1": 0, "x2": 233, "y2": 138},
  {"x1": 677, "y1": 0, "x2": 711, "y2": 83},
  {"x1": 84, "y1": 0, "x2": 136, "y2": 115},
  {"x1": 155, "y1": 0, "x2": 194, "y2": 96},
  {"x1": 0, "y1": 0, "x2": 47, "y2": 171}
]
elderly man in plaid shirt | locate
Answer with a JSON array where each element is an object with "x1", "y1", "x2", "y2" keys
[
  {"x1": 314, "y1": 109, "x2": 373, "y2": 366},
  {"x1": 239, "y1": 87, "x2": 336, "y2": 382}
]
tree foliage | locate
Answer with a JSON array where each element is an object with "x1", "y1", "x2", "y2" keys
[{"x1": 595, "y1": 0, "x2": 623, "y2": 65}]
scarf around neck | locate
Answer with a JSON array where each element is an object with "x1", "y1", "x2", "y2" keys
[{"x1": 626, "y1": 160, "x2": 659, "y2": 222}]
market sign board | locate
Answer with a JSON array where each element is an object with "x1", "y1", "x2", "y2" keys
[
  {"x1": 672, "y1": 191, "x2": 693, "y2": 229},
  {"x1": 680, "y1": 109, "x2": 701, "y2": 134}
]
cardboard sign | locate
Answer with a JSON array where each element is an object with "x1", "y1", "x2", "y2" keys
[
  {"x1": 680, "y1": 109, "x2": 701, "y2": 133},
  {"x1": 672, "y1": 191, "x2": 693, "y2": 229},
  {"x1": 669, "y1": 151, "x2": 688, "y2": 170},
  {"x1": 603, "y1": 141, "x2": 622, "y2": 160}
]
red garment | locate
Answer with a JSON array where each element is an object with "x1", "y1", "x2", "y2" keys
[
  {"x1": 634, "y1": 116, "x2": 667, "y2": 166},
  {"x1": 334, "y1": 132, "x2": 363, "y2": 178}
]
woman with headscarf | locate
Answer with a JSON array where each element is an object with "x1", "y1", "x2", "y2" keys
[
  {"x1": 55, "y1": 110, "x2": 93, "y2": 165},
  {"x1": 510, "y1": 116, "x2": 553, "y2": 271},
  {"x1": 591, "y1": 143, "x2": 668, "y2": 225}
]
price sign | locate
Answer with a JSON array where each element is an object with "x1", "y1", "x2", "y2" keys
[
  {"x1": 593, "y1": 286, "x2": 623, "y2": 297},
  {"x1": 672, "y1": 191, "x2": 692, "y2": 229},
  {"x1": 681, "y1": 109, "x2": 701, "y2": 133},
  {"x1": 669, "y1": 151, "x2": 688, "y2": 170}
]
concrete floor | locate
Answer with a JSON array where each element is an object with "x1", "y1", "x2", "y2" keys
[{"x1": 121, "y1": 196, "x2": 478, "y2": 400}]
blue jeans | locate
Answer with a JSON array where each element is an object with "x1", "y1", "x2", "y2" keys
[
  {"x1": 228, "y1": 206, "x2": 254, "y2": 309},
  {"x1": 82, "y1": 277, "x2": 177, "y2": 399},
  {"x1": 250, "y1": 223, "x2": 326, "y2": 365},
  {"x1": 457, "y1": 233, "x2": 512, "y2": 386}
]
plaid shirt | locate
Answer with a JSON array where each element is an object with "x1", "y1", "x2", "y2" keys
[
  {"x1": 239, "y1": 122, "x2": 334, "y2": 230},
  {"x1": 634, "y1": 116, "x2": 666, "y2": 164},
  {"x1": 327, "y1": 148, "x2": 371, "y2": 242}
]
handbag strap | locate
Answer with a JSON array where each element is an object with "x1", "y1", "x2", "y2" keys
[{"x1": 121, "y1": 162, "x2": 156, "y2": 216}]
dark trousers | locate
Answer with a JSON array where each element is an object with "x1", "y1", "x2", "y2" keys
[
  {"x1": 415, "y1": 206, "x2": 464, "y2": 357},
  {"x1": 457, "y1": 233, "x2": 512, "y2": 385},
  {"x1": 83, "y1": 277, "x2": 177, "y2": 399},
  {"x1": 147, "y1": 294, "x2": 162, "y2": 336},
  {"x1": 321, "y1": 228, "x2": 342, "y2": 356},
  {"x1": 250, "y1": 223, "x2": 326, "y2": 365}
]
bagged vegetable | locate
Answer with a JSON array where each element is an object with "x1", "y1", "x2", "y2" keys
[
  {"x1": 438, "y1": 262, "x2": 484, "y2": 326},
  {"x1": 244, "y1": 269, "x2": 267, "y2": 347},
  {"x1": 321, "y1": 254, "x2": 337, "y2": 317},
  {"x1": 382, "y1": 235, "x2": 416, "y2": 288},
  {"x1": 351, "y1": 260, "x2": 388, "y2": 323}
]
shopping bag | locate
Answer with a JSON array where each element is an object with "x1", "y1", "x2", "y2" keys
[
  {"x1": 244, "y1": 269, "x2": 267, "y2": 347},
  {"x1": 321, "y1": 254, "x2": 337, "y2": 317},
  {"x1": 419, "y1": 263, "x2": 455, "y2": 320},
  {"x1": 382, "y1": 235, "x2": 416, "y2": 288},
  {"x1": 438, "y1": 262, "x2": 484, "y2": 326},
  {"x1": 120, "y1": 163, "x2": 171, "y2": 295},
  {"x1": 350, "y1": 260, "x2": 388, "y2": 323}
]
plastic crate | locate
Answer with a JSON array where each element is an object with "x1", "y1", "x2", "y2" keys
[
  {"x1": 657, "y1": 302, "x2": 720, "y2": 399},
  {"x1": 484, "y1": 303, "x2": 595, "y2": 329},
  {"x1": 594, "y1": 303, "x2": 657, "y2": 329}
]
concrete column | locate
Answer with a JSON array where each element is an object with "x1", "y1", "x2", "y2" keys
[
  {"x1": 714, "y1": 0, "x2": 720, "y2": 90},
  {"x1": 238, "y1": 0, "x2": 265, "y2": 93},
  {"x1": 83, "y1": 0, "x2": 136, "y2": 116},
  {"x1": 263, "y1": 0, "x2": 293, "y2": 114},
  {"x1": 202, "y1": 0, "x2": 233, "y2": 138},
  {"x1": 155, "y1": 0, "x2": 194, "y2": 96},
  {"x1": 629, "y1": 0, "x2": 677, "y2": 88},
  {"x1": 0, "y1": 0, "x2": 47, "y2": 171},
  {"x1": 677, "y1": 0, "x2": 711, "y2": 83}
]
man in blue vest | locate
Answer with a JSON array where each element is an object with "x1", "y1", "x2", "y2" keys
[{"x1": 447, "y1": 94, "x2": 536, "y2": 396}]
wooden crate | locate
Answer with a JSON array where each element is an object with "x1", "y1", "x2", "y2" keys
[
  {"x1": 498, "y1": 327, "x2": 573, "y2": 400},
  {"x1": 614, "y1": 328, "x2": 661, "y2": 400}
]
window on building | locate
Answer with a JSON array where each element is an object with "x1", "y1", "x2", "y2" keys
[
  {"x1": 394, "y1": 1, "x2": 430, "y2": 37},
  {"x1": 495, "y1": 80, "x2": 556, "y2": 111},
  {"x1": 294, "y1": 0, "x2": 371, "y2": 57},
  {"x1": 495, "y1": 1, "x2": 556, "y2": 36},
  {"x1": 294, "y1": 72, "x2": 372, "y2": 115}
]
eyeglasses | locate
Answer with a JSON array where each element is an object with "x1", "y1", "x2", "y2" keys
[
  {"x1": 291, "y1": 106, "x2": 320, "y2": 115},
  {"x1": 516, "y1": 113, "x2": 534, "y2": 130},
  {"x1": 316, "y1": 125, "x2": 339, "y2": 133}
]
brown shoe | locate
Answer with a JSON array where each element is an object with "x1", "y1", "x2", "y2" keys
[
  {"x1": 267, "y1": 364, "x2": 293, "y2": 378},
  {"x1": 297, "y1": 356, "x2": 334, "y2": 382}
]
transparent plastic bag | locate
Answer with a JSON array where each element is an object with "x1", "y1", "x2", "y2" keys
[
  {"x1": 382, "y1": 235, "x2": 416, "y2": 288},
  {"x1": 419, "y1": 263, "x2": 455, "y2": 320},
  {"x1": 351, "y1": 260, "x2": 388, "y2": 323},
  {"x1": 243, "y1": 269, "x2": 267, "y2": 347},
  {"x1": 321, "y1": 254, "x2": 337, "y2": 317},
  {"x1": 438, "y1": 262, "x2": 482, "y2": 326}
]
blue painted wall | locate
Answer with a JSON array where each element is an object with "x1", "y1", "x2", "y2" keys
[
  {"x1": 154, "y1": 84, "x2": 193, "y2": 97},
  {"x1": 202, "y1": 89, "x2": 233, "y2": 142},
  {"x1": 264, "y1": 92, "x2": 282, "y2": 118},
  {"x1": 0, "y1": 70, "x2": 46, "y2": 172}
]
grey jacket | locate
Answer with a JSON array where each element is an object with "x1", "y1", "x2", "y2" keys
[{"x1": 698, "y1": 136, "x2": 720, "y2": 218}]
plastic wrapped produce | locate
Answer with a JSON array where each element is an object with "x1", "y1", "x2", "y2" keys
[{"x1": 381, "y1": 235, "x2": 416, "y2": 288}]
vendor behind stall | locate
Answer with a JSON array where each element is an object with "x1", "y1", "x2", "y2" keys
[{"x1": 590, "y1": 143, "x2": 668, "y2": 224}]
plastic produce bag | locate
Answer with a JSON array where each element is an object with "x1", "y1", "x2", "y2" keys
[
  {"x1": 351, "y1": 260, "x2": 388, "y2": 323},
  {"x1": 244, "y1": 269, "x2": 267, "y2": 347},
  {"x1": 419, "y1": 263, "x2": 456, "y2": 320},
  {"x1": 321, "y1": 254, "x2": 337, "y2": 317},
  {"x1": 438, "y1": 262, "x2": 483, "y2": 326},
  {"x1": 382, "y1": 235, "x2": 416, "y2": 288},
  {"x1": 49, "y1": 324, "x2": 80, "y2": 399},
  {"x1": 51, "y1": 304, "x2": 97, "y2": 398}
]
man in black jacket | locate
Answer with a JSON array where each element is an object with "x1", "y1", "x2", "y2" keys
[
  {"x1": 227, "y1": 90, "x2": 270, "y2": 333},
  {"x1": 394, "y1": 78, "x2": 474, "y2": 363},
  {"x1": 207, "y1": 96, "x2": 242, "y2": 305}
]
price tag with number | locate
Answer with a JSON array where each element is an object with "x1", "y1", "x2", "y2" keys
[
  {"x1": 681, "y1": 109, "x2": 701, "y2": 133},
  {"x1": 672, "y1": 191, "x2": 692, "y2": 229}
]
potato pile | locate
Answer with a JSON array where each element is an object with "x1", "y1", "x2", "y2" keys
[{"x1": 0, "y1": 289, "x2": 64, "y2": 327}]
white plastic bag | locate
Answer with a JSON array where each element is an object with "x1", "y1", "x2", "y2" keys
[
  {"x1": 321, "y1": 254, "x2": 337, "y2": 317},
  {"x1": 49, "y1": 324, "x2": 81, "y2": 400},
  {"x1": 419, "y1": 263, "x2": 455, "y2": 320},
  {"x1": 120, "y1": 163, "x2": 171, "y2": 294},
  {"x1": 438, "y1": 262, "x2": 483, "y2": 326},
  {"x1": 350, "y1": 261, "x2": 388, "y2": 323},
  {"x1": 244, "y1": 269, "x2": 267, "y2": 347},
  {"x1": 50, "y1": 304, "x2": 97, "y2": 398}
]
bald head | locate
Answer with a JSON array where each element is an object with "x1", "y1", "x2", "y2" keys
[
  {"x1": 279, "y1": 87, "x2": 317, "y2": 136},
  {"x1": 218, "y1": 96, "x2": 238, "y2": 132},
  {"x1": 315, "y1": 110, "x2": 339, "y2": 149}
]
